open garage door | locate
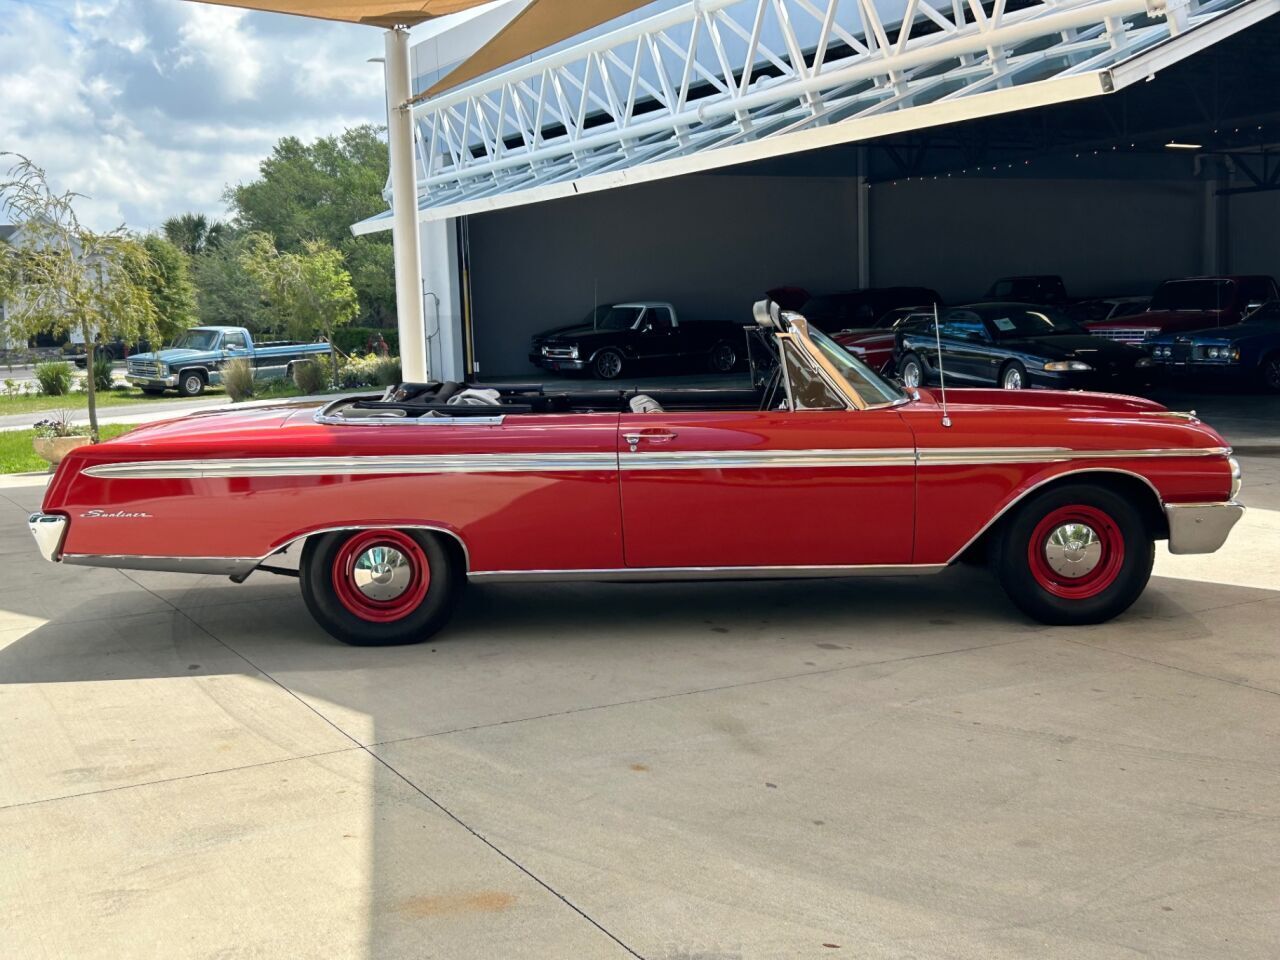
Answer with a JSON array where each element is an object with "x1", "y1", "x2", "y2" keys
[{"x1": 353, "y1": 0, "x2": 1279, "y2": 234}]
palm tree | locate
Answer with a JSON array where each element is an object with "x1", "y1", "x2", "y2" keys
[{"x1": 162, "y1": 213, "x2": 227, "y2": 256}]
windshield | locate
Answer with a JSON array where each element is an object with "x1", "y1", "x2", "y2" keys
[
  {"x1": 982, "y1": 308, "x2": 1084, "y2": 338},
  {"x1": 806, "y1": 325, "x2": 905, "y2": 405},
  {"x1": 1244, "y1": 301, "x2": 1280, "y2": 323},
  {"x1": 582, "y1": 305, "x2": 643, "y2": 331},
  {"x1": 1149, "y1": 280, "x2": 1235, "y2": 312},
  {"x1": 170, "y1": 329, "x2": 221, "y2": 351}
]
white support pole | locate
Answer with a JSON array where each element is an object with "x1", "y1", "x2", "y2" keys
[{"x1": 385, "y1": 26, "x2": 429, "y2": 383}]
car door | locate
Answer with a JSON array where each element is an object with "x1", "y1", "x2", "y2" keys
[
  {"x1": 631, "y1": 306, "x2": 679, "y2": 363},
  {"x1": 618, "y1": 338, "x2": 916, "y2": 569},
  {"x1": 939, "y1": 310, "x2": 996, "y2": 383}
]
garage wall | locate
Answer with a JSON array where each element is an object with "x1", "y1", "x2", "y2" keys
[
  {"x1": 868, "y1": 177, "x2": 1206, "y2": 303},
  {"x1": 466, "y1": 174, "x2": 861, "y2": 376},
  {"x1": 1228, "y1": 190, "x2": 1280, "y2": 278}
]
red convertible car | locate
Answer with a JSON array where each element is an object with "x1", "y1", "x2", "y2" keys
[{"x1": 29, "y1": 302, "x2": 1243, "y2": 646}]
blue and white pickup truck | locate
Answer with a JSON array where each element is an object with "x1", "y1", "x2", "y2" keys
[{"x1": 125, "y1": 326, "x2": 333, "y2": 396}]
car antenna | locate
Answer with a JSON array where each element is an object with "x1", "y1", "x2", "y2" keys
[{"x1": 933, "y1": 302, "x2": 952, "y2": 428}]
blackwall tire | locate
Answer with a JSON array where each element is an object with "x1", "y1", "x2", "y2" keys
[
  {"x1": 300, "y1": 529, "x2": 463, "y2": 646},
  {"x1": 991, "y1": 483, "x2": 1153, "y2": 625},
  {"x1": 708, "y1": 341, "x2": 737, "y2": 373},
  {"x1": 178, "y1": 371, "x2": 205, "y2": 397},
  {"x1": 593, "y1": 349, "x2": 624, "y2": 380},
  {"x1": 899, "y1": 354, "x2": 924, "y2": 388},
  {"x1": 1259, "y1": 353, "x2": 1280, "y2": 394}
]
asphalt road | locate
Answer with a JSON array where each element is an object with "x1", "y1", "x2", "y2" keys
[{"x1": 1, "y1": 455, "x2": 1277, "y2": 959}]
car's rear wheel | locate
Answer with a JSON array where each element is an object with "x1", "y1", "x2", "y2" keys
[
  {"x1": 708, "y1": 341, "x2": 737, "y2": 373},
  {"x1": 1000, "y1": 361, "x2": 1027, "y2": 390},
  {"x1": 898, "y1": 353, "x2": 925, "y2": 388},
  {"x1": 991, "y1": 484, "x2": 1153, "y2": 625},
  {"x1": 300, "y1": 529, "x2": 463, "y2": 645},
  {"x1": 593, "y1": 349, "x2": 624, "y2": 380}
]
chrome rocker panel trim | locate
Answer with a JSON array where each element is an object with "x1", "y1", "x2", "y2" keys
[
  {"x1": 468, "y1": 564, "x2": 947, "y2": 583},
  {"x1": 1164, "y1": 501, "x2": 1245, "y2": 555}
]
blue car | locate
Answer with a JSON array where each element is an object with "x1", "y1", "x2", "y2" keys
[{"x1": 1146, "y1": 300, "x2": 1280, "y2": 393}]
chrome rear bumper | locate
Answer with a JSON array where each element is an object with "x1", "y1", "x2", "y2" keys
[
  {"x1": 1164, "y1": 501, "x2": 1244, "y2": 555},
  {"x1": 28, "y1": 513, "x2": 68, "y2": 562}
]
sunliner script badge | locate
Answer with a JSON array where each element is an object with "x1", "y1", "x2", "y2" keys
[{"x1": 81, "y1": 509, "x2": 153, "y2": 519}]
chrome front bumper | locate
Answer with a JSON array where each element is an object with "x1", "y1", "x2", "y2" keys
[
  {"x1": 28, "y1": 513, "x2": 68, "y2": 562},
  {"x1": 126, "y1": 374, "x2": 178, "y2": 387},
  {"x1": 1164, "y1": 501, "x2": 1244, "y2": 555}
]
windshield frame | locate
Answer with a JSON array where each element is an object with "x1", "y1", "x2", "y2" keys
[{"x1": 784, "y1": 315, "x2": 907, "y2": 410}]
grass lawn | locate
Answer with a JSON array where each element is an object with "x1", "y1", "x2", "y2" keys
[
  {"x1": 0, "y1": 386, "x2": 229, "y2": 416},
  {"x1": 1, "y1": 424, "x2": 135, "y2": 475}
]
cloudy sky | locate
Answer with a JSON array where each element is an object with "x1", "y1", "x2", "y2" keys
[{"x1": 0, "y1": 0, "x2": 388, "y2": 232}]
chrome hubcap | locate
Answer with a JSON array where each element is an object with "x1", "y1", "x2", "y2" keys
[
  {"x1": 903, "y1": 364, "x2": 920, "y2": 387},
  {"x1": 1044, "y1": 523, "x2": 1102, "y2": 578},
  {"x1": 1004, "y1": 370, "x2": 1022, "y2": 389},
  {"x1": 352, "y1": 546, "x2": 413, "y2": 601}
]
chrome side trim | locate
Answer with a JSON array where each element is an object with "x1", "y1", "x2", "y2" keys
[
  {"x1": 942, "y1": 466, "x2": 1166, "y2": 564},
  {"x1": 84, "y1": 445, "x2": 1234, "y2": 480},
  {"x1": 83, "y1": 453, "x2": 618, "y2": 480},
  {"x1": 1164, "y1": 501, "x2": 1244, "y2": 555},
  {"x1": 621, "y1": 448, "x2": 916, "y2": 470},
  {"x1": 468, "y1": 563, "x2": 947, "y2": 583},
  {"x1": 28, "y1": 513, "x2": 69, "y2": 563}
]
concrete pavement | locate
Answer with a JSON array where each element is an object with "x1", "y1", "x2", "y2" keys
[{"x1": 1, "y1": 456, "x2": 1277, "y2": 959}]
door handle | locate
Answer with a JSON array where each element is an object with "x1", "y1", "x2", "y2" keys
[{"x1": 623, "y1": 429, "x2": 678, "y2": 452}]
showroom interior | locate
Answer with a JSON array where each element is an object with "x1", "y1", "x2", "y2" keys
[{"x1": 374, "y1": 1, "x2": 1280, "y2": 379}]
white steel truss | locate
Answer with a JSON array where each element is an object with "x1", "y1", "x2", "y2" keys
[{"x1": 352, "y1": 0, "x2": 1278, "y2": 232}]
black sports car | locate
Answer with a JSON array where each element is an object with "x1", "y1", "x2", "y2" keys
[{"x1": 894, "y1": 302, "x2": 1155, "y2": 391}]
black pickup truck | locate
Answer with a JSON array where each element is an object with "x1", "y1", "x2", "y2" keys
[{"x1": 529, "y1": 302, "x2": 746, "y2": 379}]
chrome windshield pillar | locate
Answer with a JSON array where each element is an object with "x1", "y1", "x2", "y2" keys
[{"x1": 28, "y1": 513, "x2": 68, "y2": 563}]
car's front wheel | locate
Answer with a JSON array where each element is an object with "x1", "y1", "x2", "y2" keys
[
  {"x1": 1259, "y1": 352, "x2": 1280, "y2": 394},
  {"x1": 300, "y1": 529, "x2": 463, "y2": 645},
  {"x1": 1000, "y1": 361, "x2": 1027, "y2": 390},
  {"x1": 708, "y1": 341, "x2": 737, "y2": 373},
  {"x1": 991, "y1": 483, "x2": 1153, "y2": 625},
  {"x1": 898, "y1": 353, "x2": 925, "y2": 388},
  {"x1": 178, "y1": 371, "x2": 205, "y2": 396}
]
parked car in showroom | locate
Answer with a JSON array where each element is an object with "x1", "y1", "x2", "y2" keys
[
  {"x1": 1146, "y1": 299, "x2": 1280, "y2": 392},
  {"x1": 125, "y1": 326, "x2": 332, "y2": 396},
  {"x1": 799, "y1": 286, "x2": 943, "y2": 332},
  {"x1": 832, "y1": 306, "x2": 934, "y2": 373},
  {"x1": 894, "y1": 303, "x2": 1155, "y2": 391},
  {"x1": 529, "y1": 302, "x2": 744, "y2": 379},
  {"x1": 1085, "y1": 275, "x2": 1279, "y2": 344},
  {"x1": 29, "y1": 300, "x2": 1241, "y2": 646},
  {"x1": 985, "y1": 275, "x2": 1071, "y2": 305},
  {"x1": 1069, "y1": 296, "x2": 1150, "y2": 325}
]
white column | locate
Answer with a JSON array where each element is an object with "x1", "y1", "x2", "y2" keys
[
  {"x1": 384, "y1": 26, "x2": 429, "y2": 383},
  {"x1": 420, "y1": 218, "x2": 466, "y2": 381}
]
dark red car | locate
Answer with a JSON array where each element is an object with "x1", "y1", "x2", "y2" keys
[
  {"x1": 1085, "y1": 276, "x2": 1278, "y2": 344},
  {"x1": 833, "y1": 306, "x2": 934, "y2": 372}
]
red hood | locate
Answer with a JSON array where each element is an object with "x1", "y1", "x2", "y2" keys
[{"x1": 923, "y1": 387, "x2": 1168, "y2": 415}]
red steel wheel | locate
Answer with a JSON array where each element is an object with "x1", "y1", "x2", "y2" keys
[
  {"x1": 1025, "y1": 504, "x2": 1125, "y2": 600},
  {"x1": 330, "y1": 529, "x2": 431, "y2": 622},
  {"x1": 301, "y1": 528, "x2": 462, "y2": 645},
  {"x1": 992, "y1": 482, "x2": 1154, "y2": 626}
]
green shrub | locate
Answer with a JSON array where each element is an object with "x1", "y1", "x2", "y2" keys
[
  {"x1": 337, "y1": 353, "x2": 379, "y2": 389},
  {"x1": 34, "y1": 361, "x2": 72, "y2": 396},
  {"x1": 291, "y1": 358, "x2": 328, "y2": 395},
  {"x1": 373, "y1": 355, "x2": 402, "y2": 387},
  {"x1": 91, "y1": 354, "x2": 113, "y2": 392},
  {"x1": 331, "y1": 326, "x2": 399, "y2": 356},
  {"x1": 223, "y1": 357, "x2": 256, "y2": 402}
]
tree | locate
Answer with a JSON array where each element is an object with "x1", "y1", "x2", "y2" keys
[
  {"x1": 226, "y1": 125, "x2": 394, "y2": 324},
  {"x1": 239, "y1": 232, "x2": 358, "y2": 381},
  {"x1": 1, "y1": 155, "x2": 159, "y2": 440},
  {"x1": 162, "y1": 212, "x2": 227, "y2": 257},
  {"x1": 189, "y1": 229, "x2": 268, "y2": 333},
  {"x1": 139, "y1": 234, "x2": 197, "y2": 342}
]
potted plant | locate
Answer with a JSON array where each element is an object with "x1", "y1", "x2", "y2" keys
[{"x1": 32, "y1": 411, "x2": 92, "y2": 466}]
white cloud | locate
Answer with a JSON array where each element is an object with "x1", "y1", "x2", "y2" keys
[{"x1": 0, "y1": 0, "x2": 386, "y2": 232}]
